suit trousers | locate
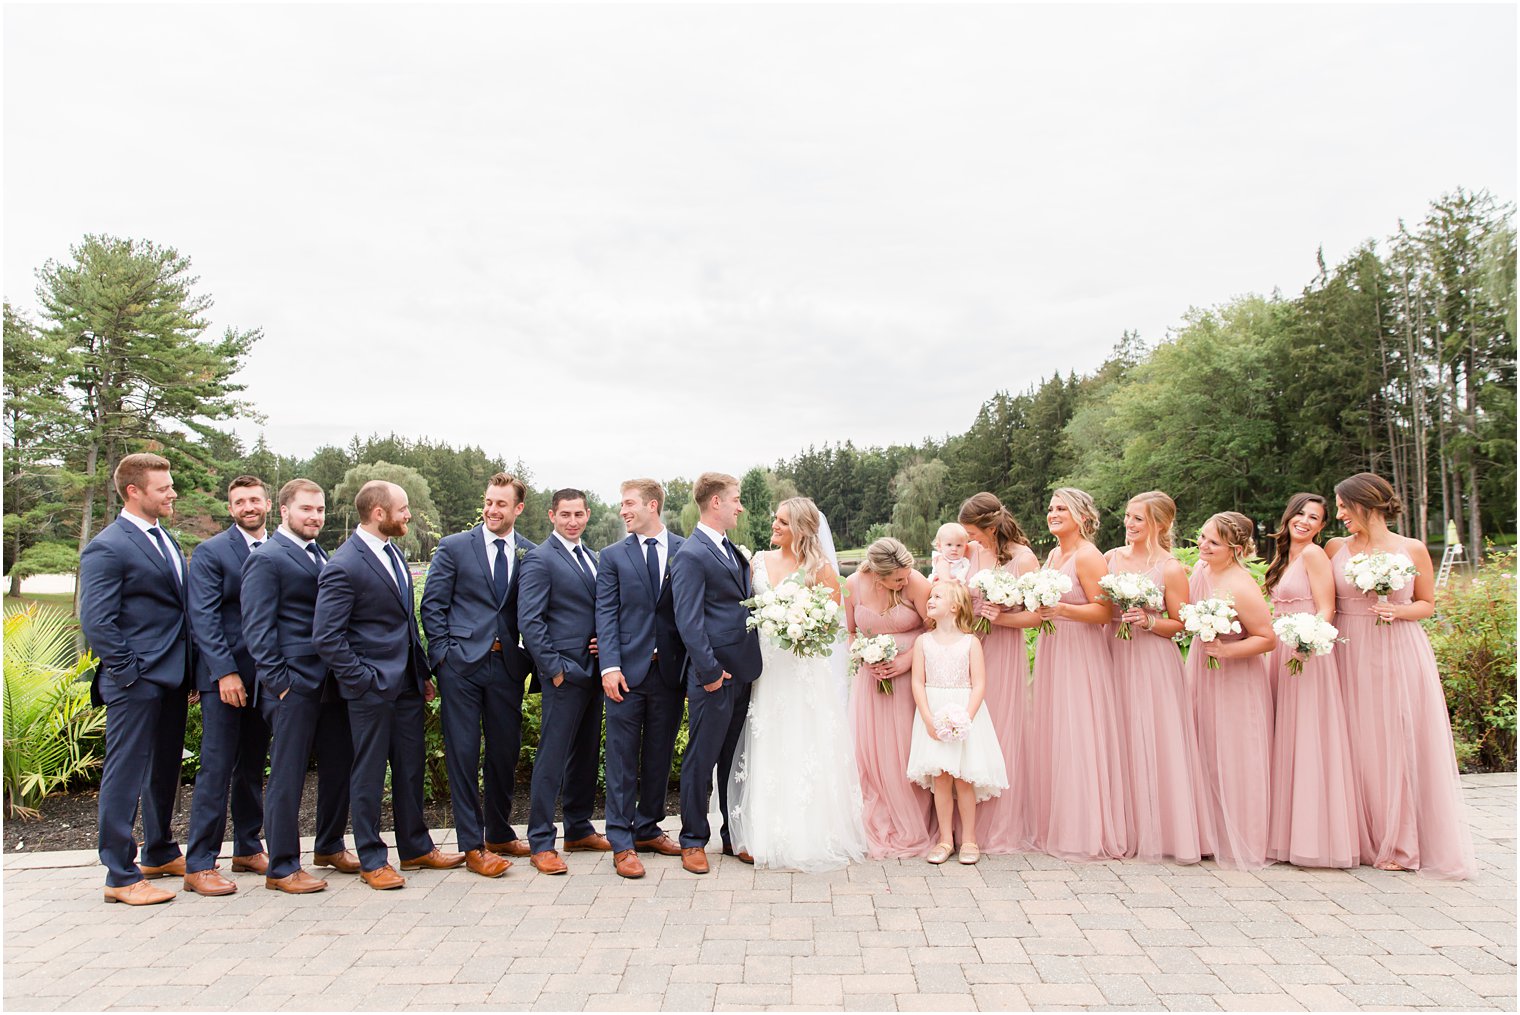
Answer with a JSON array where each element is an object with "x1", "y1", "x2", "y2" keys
[
  {"x1": 439, "y1": 652, "x2": 525, "y2": 851},
  {"x1": 97, "y1": 678, "x2": 188, "y2": 886},
  {"x1": 186, "y1": 689, "x2": 270, "y2": 871},
  {"x1": 678, "y1": 678, "x2": 752, "y2": 850},
  {"x1": 603, "y1": 675, "x2": 684, "y2": 852},
  {"x1": 348, "y1": 688, "x2": 434, "y2": 871},
  {"x1": 527, "y1": 677, "x2": 603, "y2": 853},
  {"x1": 260, "y1": 687, "x2": 353, "y2": 880}
]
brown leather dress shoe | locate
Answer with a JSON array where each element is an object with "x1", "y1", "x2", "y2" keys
[
  {"x1": 634, "y1": 833, "x2": 683, "y2": 856},
  {"x1": 531, "y1": 850, "x2": 568, "y2": 875},
  {"x1": 681, "y1": 847, "x2": 709, "y2": 875},
  {"x1": 312, "y1": 849, "x2": 361, "y2": 873},
  {"x1": 138, "y1": 856, "x2": 186, "y2": 879},
  {"x1": 563, "y1": 833, "x2": 612, "y2": 852},
  {"x1": 486, "y1": 839, "x2": 533, "y2": 858},
  {"x1": 360, "y1": 865, "x2": 406, "y2": 890},
  {"x1": 183, "y1": 869, "x2": 238, "y2": 896},
  {"x1": 722, "y1": 845, "x2": 755, "y2": 865},
  {"x1": 104, "y1": 880, "x2": 174, "y2": 905},
  {"x1": 265, "y1": 869, "x2": 328, "y2": 894},
  {"x1": 464, "y1": 849, "x2": 511, "y2": 878},
  {"x1": 230, "y1": 852, "x2": 269, "y2": 874},
  {"x1": 401, "y1": 847, "x2": 467, "y2": 871},
  {"x1": 613, "y1": 850, "x2": 646, "y2": 879}
]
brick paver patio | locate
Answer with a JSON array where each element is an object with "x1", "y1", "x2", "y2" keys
[{"x1": 3, "y1": 773, "x2": 1514, "y2": 1011}]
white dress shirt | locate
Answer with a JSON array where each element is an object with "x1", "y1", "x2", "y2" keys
[
  {"x1": 356, "y1": 526, "x2": 405, "y2": 589},
  {"x1": 553, "y1": 530, "x2": 596, "y2": 577},
  {"x1": 601, "y1": 527, "x2": 671, "y2": 677},
  {"x1": 483, "y1": 526, "x2": 518, "y2": 584},
  {"x1": 696, "y1": 522, "x2": 732, "y2": 560},
  {"x1": 119, "y1": 509, "x2": 183, "y2": 583},
  {"x1": 237, "y1": 526, "x2": 268, "y2": 551}
]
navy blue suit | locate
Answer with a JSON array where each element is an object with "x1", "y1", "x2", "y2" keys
[
  {"x1": 670, "y1": 528, "x2": 763, "y2": 849},
  {"x1": 420, "y1": 525, "x2": 537, "y2": 852},
  {"x1": 240, "y1": 530, "x2": 353, "y2": 880},
  {"x1": 184, "y1": 525, "x2": 270, "y2": 873},
  {"x1": 517, "y1": 535, "x2": 603, "y2": 853},
  {"x1": 313, "y1": 532, "x2": 435, "y2": 870},
  {"x1": 594, "y1": 530, "x2": 688, "y2": 852},
  {"x1": 78, "y1": 514, "x2": 193, "y2": 887}
]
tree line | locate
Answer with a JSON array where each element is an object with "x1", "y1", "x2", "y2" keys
[{"x1": 4, "y1": 189, "x2": 1514, "y2": 597}]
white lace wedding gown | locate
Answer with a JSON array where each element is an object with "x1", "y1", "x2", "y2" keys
[{"x1": 725, "y1": 559, "x2": 868, "y2": 873}]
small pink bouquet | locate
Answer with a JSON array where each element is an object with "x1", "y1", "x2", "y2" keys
[{"x1": 932, "y1": 703, "x2": 972, "y2": 742}]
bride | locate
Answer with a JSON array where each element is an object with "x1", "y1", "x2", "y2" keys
[{"x1": 726, "y1": 496, "x2": 868, "y2": 872}]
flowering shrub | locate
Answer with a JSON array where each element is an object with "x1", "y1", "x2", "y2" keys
[{"x1": 1427, "y1": 550, "x2": 1516, "y2": 772}]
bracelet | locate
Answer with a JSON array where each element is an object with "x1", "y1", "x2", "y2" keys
[{"x1": 1145, "y1": 615, "x2": 1156, "y2": 631}]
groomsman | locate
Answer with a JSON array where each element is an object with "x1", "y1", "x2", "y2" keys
[
  {"x1": 518, "y1": 488, "x2": 611, "y2": 874},
  {"x1": 182, "y1": 475, "x2": 273, "y2": 896},
  {"x1": 594, "y1": 479, "x2": 688, "y2": 878},
  {"x1": 241, "y1": 478, "x2": 358, "y2": 894},
  {"x1": 313, "y1": 481, "x2": 464, "y2": 889},
  {"x1": 79, "y1": 453, "x2": 193, "y2": 904},
  {"x1": 420, "y1": 472, "x2": 538, "y2": 878}
]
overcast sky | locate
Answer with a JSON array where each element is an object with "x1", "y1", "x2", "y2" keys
[{"x1": 4, "y1": 2, "x2": 1515, "y2": 503}]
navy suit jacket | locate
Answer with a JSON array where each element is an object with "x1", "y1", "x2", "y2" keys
[
  {"x1": 240, "y1": 531, "x2": 329, "y2": 700},
  {"x1": 186, "y1": 525, "x2": 259, "y2": 693},
  {"x1": 517, "y1": 536, "x2": 599, "y2": 689},
  {"x1": 669, "y1": 528, "x2": 763, "y2": 688},
  {"x1": 594, "y1": 531, "x2": 688, "y2": 690},
  {"x1": 420, "y1": 525, "x2": 536, "y2": 682},
  {"x1": 78, "y1": 515, "x2": 193, "y2": 700},
  {"x1": 313, "y1": 533, "x2": 430, "y2": 702}
]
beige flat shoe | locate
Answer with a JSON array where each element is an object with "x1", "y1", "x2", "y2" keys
[
  {"x1": 958, "y1": 842, "x2": 981, "y2": 865},
  {"x1": 926, "y1": 842, "x2": 954, "y2": 865}
]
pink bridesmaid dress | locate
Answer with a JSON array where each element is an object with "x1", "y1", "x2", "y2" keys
[
  {"x1": 1187, "y1": 566, "x2": 1273, "y2": 870},
  {"x1": 848, "y1": 584, "x2": 936, "y2": 858},
  {"x1": 1107, "y1": 558, "x2": 1202, "y2": 864},
  {"x1": 1266, "y1": 555, "x2": 1359, "y2": 868},
  {"x1": 1331, "y1": 546, "x2": 1476, "y2": 878},
  {"x1": 1028, "y1": 553, "x2": 1127, "y2": 860},
  {"x1": 965, "y1": 556, "x2": 1033, "y2": 853}
]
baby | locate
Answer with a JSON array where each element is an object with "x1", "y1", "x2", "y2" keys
[{"x1": 930, "y1": 522, "x2": 972, "y2": 584}]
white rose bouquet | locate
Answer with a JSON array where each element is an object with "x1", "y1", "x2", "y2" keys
[
  {"x1": 743, "y1": 578, "x2": 843, "y2": 658},
  {"x1": 1271, "y1": 614, "x2": 1340, "y2": 675},
  {"x1": 1343, "y1": 551, "x2": 1418, "y2": 627},
  {"x1": 1178, "y1": 594, "x2": 1240, "y2": 670},
  {"x1": 1097, "y1": 572, "x2": 1166, "y2": 640},
  {"x1": 849, "y1": 633, "x2": 900, "y2": 694},
  {"x1": 932, "y1": 702, "x2": 972, "y2": 742},
  {"x1": 966, "y1": 568, "x2": 1022, "y2": 633},
  {"x1": 1013, "y1": 568, "x2": 1073, "y2": 636}
]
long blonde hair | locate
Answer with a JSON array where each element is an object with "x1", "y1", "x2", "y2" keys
[
  {"x1": 1127, "y1": 490, "x2": 1176, "y2": 561},
  {"x1": 859, "y1": 537, "x2": 915, "y2": 610},
  {"x1": 1051, "y1": 487, "x2": 1100, "y2": 541},
  {"x1": 777, "y1": 496, "x2": 829, "y2": 577}
]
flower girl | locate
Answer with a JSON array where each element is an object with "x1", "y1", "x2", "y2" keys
[{"x1": 907, "y1": 582, "x2": 1008, "y2": 865}]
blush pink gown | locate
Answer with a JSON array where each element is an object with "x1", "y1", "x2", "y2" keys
[
  {"x1": 1331, "y1": 546, "x2": 1475, "y2": 879},
  {"x1": 1107, "y1": 558, "x2": 1202, "y2": 864},
  {"x1": 847, "y1": 580, "x2": 935, "y2": 858},
  {"x1": 1266, "y1": 554, "x2": 1359, "y2": 869},
  {"x1": 1028, "y1": 552, "x2": 1127, "y2": 861},
  {"x1": 964, "y1": 556, "x2": 1033, "y2": 853},
  {"x1": 1187, "y1": 565, "x2": 1273, "y2": 871}
]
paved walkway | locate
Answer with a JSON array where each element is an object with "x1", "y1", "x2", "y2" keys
[{"x1": 3, "y1": 774, "x2": 1514, "y2": 1012}]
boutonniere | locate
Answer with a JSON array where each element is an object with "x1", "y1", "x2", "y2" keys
[
  {"x1": 735, "y1": 545, "x2": 753, "y2": 562},
  {"x1": 515, "y1": 546, "x2": 528, "y2": 562}
]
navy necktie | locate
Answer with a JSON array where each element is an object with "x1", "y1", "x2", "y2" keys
[
  {"x1": 573, "y1": 544, "x2": 593, "y2": 579},
  {"x1": 147, "y1": 527, "x2": 180, "y2": 585},
  {"x1": 306, "y1": 543, "x2": 325, "y2": 567},
  {"x1": 386, "y1": 542, "x2": 409, "y2": 599},
  {"x1": 493, "y1": 538, "x2": 510, "y2": 602},
  {"x1": 645, "y1": 537, "x2": 661, "y2": 594}
]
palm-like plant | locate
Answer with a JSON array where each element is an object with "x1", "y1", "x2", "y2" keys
[{"x1": 3, "y1": 604, "x2": 104, "y2": 819}]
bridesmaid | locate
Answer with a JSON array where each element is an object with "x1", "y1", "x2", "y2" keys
[
  {"x1": 1188, "y1": 512, "x2": 1276, "y2": 870},
  {"x1": 1264, "y1": 494, "x2": 1359, "y2": 869},
  {"x1": 1105, "y1": 491, "x2": 1201, "y2": 865},
  {"x1": 958, "y1": 493, "x2": 1039, "y2": 853},
  {"x1": 1026, "y1": 487, "x2": 1128, "y2": 861},
  {"x1": 1327, "y1": 472, "x2": 1475, "y2": 878},
  {"x1": 845, "y1": 538, "x2": 935, "y2": 858}
]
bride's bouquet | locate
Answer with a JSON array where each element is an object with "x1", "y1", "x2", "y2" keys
[
  {"x1": 932, "y1": 703, "x2": 972, "y2": 742},
  {"x1": 743, "y1": 578, "x2": 843, "y2": 658},
  {"x1": 1272, "y1": 613, "x2": 1340, "y2": 675},
  {"x1": 1097, "y1": 572, "x2": 1165, "y2": 640},
  {"x1": 848, "y1": 633, "x2": 899, "y2": 695},
  {"x1": 966, "y1": 568, "x2": 1021, "y2": 634},
  {"x1": 1178, "y1": 594, "x2": 1240, "y2": 670},
  {"x1": 1343, "y1": 551, "x2": 1417, "y2": 627},
  {"x1": 1012, "y1": 568, "x2": 1073, "y2": 636}
]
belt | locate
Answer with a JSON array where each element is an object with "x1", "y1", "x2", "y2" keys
[{"x1": 490, "y1": 638, "x2": 503, "y2": 653}]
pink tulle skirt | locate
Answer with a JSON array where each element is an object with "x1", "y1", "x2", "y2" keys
[
  {"x1": 851, "y1": 669, "x2": 936, "y2": 858},
  {"x1": 1190, "y1": 649, "x2": 1273, "y2": 871}
]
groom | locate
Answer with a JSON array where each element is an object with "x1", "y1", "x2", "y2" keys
[{"x1": 670, "y1": 472, "x2": 763, "y2": 874}]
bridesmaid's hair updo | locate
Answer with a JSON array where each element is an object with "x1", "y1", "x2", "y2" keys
[
  {"x1": 927, "y1": 580, "x2": 976, "y2": 634},
  {"x1": 1127, "y1": 490, "x2": 1177, "y2": 556},
  {"x1": 958, "y1": 492, "x2": 1031, "y2": 566},
  {"x1": 860, "y1": 537, "x2": 916, "y2": 610},
  {"x1": 1334, "y1": 472, "x2": 1404, "y2": 522},
  {"x1": 1205, "y1": 511, "x2": 1257, "y2": 563},
  {"x1": 777, "y1": 496, "x2": 830, "y2": 578},
  {"x1": 1265, "y1": 493, "x2": 1329, "y2": 593},
  {"x1": 1051, "y1": 487, "x2": 1100, "y2": 541}
]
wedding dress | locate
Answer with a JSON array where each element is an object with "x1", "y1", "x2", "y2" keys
[{"x1": 725, "y1": 555, "x2": 868, "y2": 873}]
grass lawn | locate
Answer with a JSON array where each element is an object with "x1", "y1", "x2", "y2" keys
[{"x1": 3, "y1": 592, "x2": 75, "y2": 617}]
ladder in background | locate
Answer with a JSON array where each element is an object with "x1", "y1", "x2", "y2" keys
[{"x1": 1436, "y1": 542, "x2": 1466, "y2": 589}]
